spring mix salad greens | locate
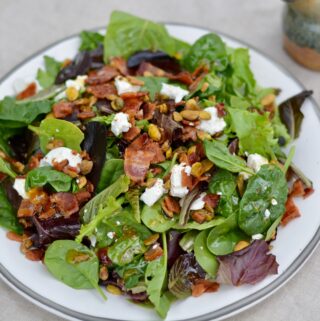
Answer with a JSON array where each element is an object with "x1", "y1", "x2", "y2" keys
[{"x1": 0, "y1": 11, "x2": 314, "y2": 318}]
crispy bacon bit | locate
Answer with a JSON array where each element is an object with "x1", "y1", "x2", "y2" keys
[
  {"x1": 143, "y1": 102, "x2": 156, "y2": 120},
  {"x1": 39, "y1": 207, "x2": 56, "y2": 220},
  {"x1": 77, "y1": 110, "x2": 96, "y2": 120},
  {"x1": 121, "y1": 98, "x2": 143, "y2": 117},
  {"x1": 181, "y1": 170, "x2": 193, "y2": 189},
  {"x1": 204, "y1": 194, "x2": 220, "y2": 209},
  {"x1": 191, "y1": 279, "x2": 220, "y2": 297},
  {"x1": 28, "y1": 188, "x2": 49, "y2": 206},
  {"x1": 304, "y1": 187, "x2": 314, "y2": 198},
  {"x1": 6, "y1": 231, "x2": 23, "y2": 242},
  {"x1": 189, "y1": 71, "x2": 208, "y2": 92},
  {"x1": 87, "y1": 83, "x2": 117, "y2": 99},
  {"x1": 216, "y1": 103, "x2": 226, "y2": 117},
  {"x1": 290, "y1": 179, "x2": 314, "y2": 199},
  {"x1": 110, "y1": 57, "x2": 129, "y2": 75},
  {"x1": 16, "y1": 82, "x2": 37, "y2": 100},
  {"x1": 168, "y1": 71, "x2": 193, "y2": 85},
  {"x1": 50, "y1": 192, "x2": 79, "y2": 218},
  {"x1": 52, "y1": 101, "x2": 73, "y2": 118},
  {"x1": 281, "y1": 196, "x2": 301, "y2": 226},
  {"x1": 25, "y1": 249, "x2": 44, "y2": 261},
  {"x1": 123, "y1": 126, "x2": 141, "y2": 141},
  {"x1": 181, "y1": 126, "x2": 197, "y2": 142},
  {"x1": 75, "y1": 191, "x2": 91, "y2": 205},
  {"x1": 191, "y1": 210, "x2": 207, "y2": 224},
  {"x1": 144, "y1": 243, "x2": 163, "y2": 261},
  {"x1": 120, "y1": 91, "x2": 148, "y2": 100},
  {"x1": 124, "y1": 133, "x2": 165, "y2": 183},
  {"x1": 162, "y1": 196, "x2": 181, "y2": 218},
  {"x1": 137, "y1": 62, "x2": 166, "y2": 77},
  {"x1": 86, "y1": 66, "x2": 119, "y2": 85},
  {"x1": 52, "y1": 159, "x2": 69, "y2": 172},
  {"x1": 18, "y1": 200, "x2": 36, "y2": 217}
]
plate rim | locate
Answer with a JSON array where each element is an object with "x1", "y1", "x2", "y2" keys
[{"x1": 0, "y1": 22, "x2": 319, "y2": 321}]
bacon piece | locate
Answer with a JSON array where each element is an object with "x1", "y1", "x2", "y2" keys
[
  {"x1": 123, "y1": 126, "x2": 141, "y2": 141},
  {"x1": 86, "y1": 66, "x2": 119, "y2": 85},
  {"x1": 75, "y1": 191, "x2": 91, "y2": 205},
  {"x1": 189, "y1": 71, "x2": 208, "y2": 92},
  {"x1": 281, "y1": 196, "x2": 300, "y2": 226},
  {"x1": 25, "y1": 249, "x2": 44, "y2": 261},
  {"x1": 181, "y1": 170, "x2": 193, "y2": 189},
  {"x1": 142, "y1": 102, "x2": 156, "y2": 120},
  {"x1": 290, "y1": 179, "x2": 314, "y2": 199},
  {"x1": 50, "y1": 192, "x2": 79, "y2": 218},
  {"x1": 204, "y1": 194, "x2": 220, "y2": 209},
  {"x1": 163, "y1": 196, "x2": 181, "y2": 214},
  {"x1": 6, "y1": 231, "x2": 23, "y2": 242},
  {"x1": 16, "y1": 82, "x2": 37, "y2": 100},
  {"x1": 18, "y1": 199, "x2": 36, "y2": 217},
  {"x1": 181, "y1": 126, "x2": 197, "y2": 142},
  {"x1": 39, "y1": 207, "x2": 56, "y2": 220},
  {"x1": 144, "y1": 243, "x2": 163, "y2": 261},
  {"x1": 168, "y1": 71, "x2": 193, "y2": 85},
  {"x1": 120, "y1": 92, "x2": 148, "y2": 100},
  {"x1": 77, "y1": 110, "x2": 96, "y2": 120},
  {"x1": 124, "y1": 133, "x2": 165, "y2": 183},
  {"x1": 110, "y1": 57, "x2": 129, "y2": 75},
  {"x1": 28, "y1": 152, "x2": 43, "y2": 170},
  {"x1": 191, "y1": 279, "x2": 219, "y2": 297},
  {"x1": 52, "y1": 101, "x2": 73, "y2": 118},
  {"x1": 86, "y1": 83, "x2": 117, "y2": 99},
  {"x1": 122, "y1": 98, "x2": 143, "y2": 117},
  {"x1": 216, "y1": 103, "x2": 226, "y2": 117}
]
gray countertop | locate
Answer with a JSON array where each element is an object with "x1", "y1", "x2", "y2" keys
[{"x1": 0, "y1": 0, "x2": 319, "y2": 320}]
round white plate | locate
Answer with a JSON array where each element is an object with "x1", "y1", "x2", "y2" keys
[{"x1": 0, "y1": 24, "x2": 319, "y2": 321}]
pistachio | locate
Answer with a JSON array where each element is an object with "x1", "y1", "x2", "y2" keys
[
  {"x1": 185, "y1": 99, "x2": 199, "y2": 110},
  {"x1": 187, "y1": 145, "x2": 197, "y2": 155},
  {"x1": 199, "y1": 110, "x2": 211, "y2": 120},
  {"x1": 145, "y1": 178, "x2": 157, "y2": 188},
  {"x1": 166, "y1": 147, "x2": 172, "y2": 159},
  {"x1": 158, "y1": 103, "x2": 168, "y2": 113},
  {"x1": 80, "y1": 160, "x2": 93, "y2": 175},
  {"x1": 180, "y1": 110, "x2": 200, "y2": 121},
  {"x1": 191, "y1": 162, "x2": 204, "y2": 178},
  {"x1": 161, "y1": 140, "x2": 170, "y2": 152},
  {"x1": 45, "y1": 112, "x2": 55, "y2": 119},
  {"x1": 144, "y1": 234, "x2": 160, "y2": 246},
  {"x1": 148, "y1": 124, "x2": 161, "y2": 141},
  {"x1": 173, "y1": 111, "x2": 183, "y2": 122},
  {"x1": 66, "y1": 87, "x2": 79, "y2": 101},
  {"x1": 201, "y1": 82, "x2": 209, "y2": 92},
  {"x1": 261, "y1": 93, "x2": 276, "y2": 106},
  {"x1": 77, "y1": 176, "x2": 87, "y2": 189},
  {"x1": 144, "y1": 243, "x2": 164, "y2": 261},
  {"x1": 164, "y1": 179, "x2": 171, "y2": 190},
  {"x1": 197, "y1": 130, "x2": 212, "y2": 141},
  {"x1": 99, "y1": 265, "x2": 109, "y2": 281},
  {"x1": 234, "y1": 240, "x2": 250, "y2": 252},
  {"x1": 106, "y1": 284, "x2": 122, "y2": 295},
  {"x1": 111, "y1": 97, "x2": 124, "y2": 111},
  {"x1": 201, "y1": 159, "x2": 214, "y2": 172}
]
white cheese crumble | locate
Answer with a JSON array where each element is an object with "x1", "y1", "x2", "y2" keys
[
  {"x1": 40, "y1": 147, "x2": 82, "y2": 169},
  {"x1": 252, "y1": 234, "x2": 264, "y2": 240},
  {"x1": 160, "y1": 83, "x2": 189, "y2": 103},
  {"x1": 170, "y1": 163, "x2": 192, "y2": 198},
  {"x1": 66, "y1": 75, "x2": 88, "y2": 91},
  {"x1": 196, "y1": 106, "x2": 226, "y2": 136},
  {"x1": 140, "y1": 179, "x2": 166, "y2": 207},
  {"x1": 114, "y1": 76, "x2": 140, "y2": 95},
  {"x1": 241, "y1": 153, "x2": 269, "y2": 180},
  {"x1": 271, "y1": 198, "x2": 278, "y2": 206},
  {"x1": 89, "y1": 235, "x2": 97, "y2": 247},
  {"x1": 264, "y1": 209, "x2": 271, "y2": 219},
  {"x1": 190, "y1": 192, "x2": 207, "y2": 211},
  {"x1": 111, "y1": 112, "x2": 132, "y2": 136},
  {"x1": 13, "y1": 178, "x2": 28, "y2": 199},
  {"x1": 107, "y1": 232, "x2": 115, "y2": 239}
]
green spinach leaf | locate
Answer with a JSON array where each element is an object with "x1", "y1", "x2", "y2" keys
[
  {"x1": 29, "y1": 118, "x2": 84, "y2": 153},
  {"x1": 0, "y1": 158, "x2": 16, "y2": 178},
  {"x1": 79, "y1": 31, "x2": 104, "y2": 51},
  {"x1": 37, "y1": 56, "x2": 62, "y2": 89},
  {"x1": 137, "y1": 77, "x2": 169, "y2": 101},
  {"x1": 25, "y1": 166, "x2": 73, "y2": 192},
  {"x1": 174, "y1": 216, "x2": 225, "y2": 230},
  {"x1": 125, "y1": 187, "x2": 141, "y2": 223},
  {"x1": 239, "y1": 164, "x2": 288, "y2": 235}
]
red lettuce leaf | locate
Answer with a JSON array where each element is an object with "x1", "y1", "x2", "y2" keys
[{"x1": 216, "y1": 240, "x2": 278, "y2": 286}]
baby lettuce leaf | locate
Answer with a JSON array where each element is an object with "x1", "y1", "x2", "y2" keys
[
  {"x1": 0, "y1": 185, "x2": 23, "y2": 234},
  {"x1": 194, "y1": 229, "x2": 219, "y2": 278},
  {"x1": 227, "y1": 108, "x2": 276, "y2": 158},
  {"x1": 0, "y1": 127, "x2": 22, "y2": 156},
  {"x1": 145, "y1": 233, "x2": 171, "y2": 319},
  {"x1": 37, "y1": 56, "x2": 62, "y2": 89},
  {"x1": 125, "y1": 187, "x2": 141, "y2": 223},
  {"x1": 104, "y1": 11, "x2": 177, "y2": 62},
  {"x1": 0, "y1": 97, "x2": 52, "y2": 128},
  {"x1": 216, "y1": 240, "x2": 278, "y2": 286},
  {"x1": 174, "y1": 217, "x2": 225, "y2": 230},
  {"x1": 239, "y1": 164, "x2": 288, "y2": 235},
  {"x1": 44, "y1": 240, "x2": 106, "y2": 299},
  {"x1": 79, "y1": 31, "x2": 104, "y2": 51},
  {"x1": 80, "y1": 175, "x2": 130, "y2": 224},
  {"x1": 183, "y1": 33, "x2": 227, "y2": 72},
  {"x1": 29, "y1": 118, "x2": 84, "y2": 153},
  {"x1": 141, "y1": 202, "x2": 177, "y2": 232},
  {"x1": 137, "y1": 77, "x2": 169, "y2": 101},
  {"x1": 0, "y1": 158, "x2": 17, "y2": 178},
  {"x1": 279, "y1": 90, "x2": 313, "y2": 140},
  {"x1": 204, "y1": 140, "x2": 254, "y2": 174},
  {"x1": 96, "y1": 159, "x2": 124, "y2": 193},
  {"x1": 209, "y1": 169, "x2": 239, "y2": 217},
  {"x1": 108, "y1": 235, "x2": 146, "y2": 266},
  {"x1": 179, "y1": 230, "x2": 198, "y2": 253},
  {"x1": 25, "y1": 166, "x2": 73, "y2": 192}
]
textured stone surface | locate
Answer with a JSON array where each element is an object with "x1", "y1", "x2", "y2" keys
[{"x1": 0, "y1": 1, "x2": 319, "y2": 320}]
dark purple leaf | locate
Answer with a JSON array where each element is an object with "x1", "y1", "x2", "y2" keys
[
  {"x1": 2, "y1": 178, "x2": 22, "y2": 210},
  {"x1": 95, "y1": 99, "x2": 113, "y2": 115},
  {"x1": 178, "y1": 185, "x2": 201, "y2": 226},
  {"x1": 216, "y1": 240, "x2": 278, "y2": 286},
  {"x1": 167, "y1": 230, "x2": 185, "y2": 268}
]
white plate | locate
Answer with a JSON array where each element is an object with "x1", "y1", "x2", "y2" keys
[{"x1": 0, "y1": 24, "x2": 319, "y2": 321}]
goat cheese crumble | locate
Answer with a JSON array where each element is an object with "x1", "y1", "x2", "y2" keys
[
  {"x1": 196, "y1": 106, "x2": 226, "y2": 136},
  {"x1": 13, "y1": 178, "x2": 28, "y2": 199},
  {"x1": 160, "y1": 83, "x2": 189, "y2": 103},
  {"x1": 111, "y1": 112, "x2": 132, "y2": 136},
  {"x1": 140, "y1": 179, "x2": 166, "y2": 207},
  {"x1": 170, "y1": 163, "x2": 192, "y2": 198},
  {"x1": 40, "y1": 147, "x2": 82, "y2": 168},
  {"x1": 115, "y1": 76, "x2": 140, "y2": 95}
]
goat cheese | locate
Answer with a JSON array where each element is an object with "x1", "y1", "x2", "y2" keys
[
  {"x1": 66, "y1": 75, "x2": 88, "y2": 91},
  {"x1": 111, "y1": 112, "x2": 132, "y2": 136},
  {"x1": 13, "y1": 178, "x2": 28, "y2": 199},
  {"x1": 140, "y1": 179, "x2": 166, "y2": 207},
  {"x1": 40, "y1": 147, "x2": 82, "y2": 169},
  {"x1": 264, "y1": 209, "x2": 271, "y2": 219},
  {"x1": 271, "y1": 198, "x2": 278, "y2": 206},
  {"x1": 252, "y1": 234, "x2": 264, "y2": 240},
  {"x1": 160, "y1": 83, "x2": 189, "y2": 103},
  {"x1": 170, "y1": 163, "x2": 192, "y2": 198},
  {"x1": 196, "y1": 106, "x2": 226, "y2": 136},
  {"x1": 115, "y1": 76, "x2": 140, "y2": 95},
  {"x1": 241, "y1": 153, "x2": 269, "y2": 180},
  {"x1": 190, "y1": 192, "x2": 207, "y2": 210}
]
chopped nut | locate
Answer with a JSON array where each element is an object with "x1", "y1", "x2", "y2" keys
[
  {"x1": 201, "y1": 82, "x2": 209, "y2": 92},
  {"x1": 63, "y1": 167, "x2": 79, "y2": 178},
  {"x1": 144, "y1": 243, "x2": 163, "y2": 261},
  {"x1": 166, "y1": 147, "x2": 172, "y2": 159},
  {"x1": 185, "y1": 99, "x2": 199, "y2": 110},
  {"x1": 66, "y1": 87, "x2": 79, "y2": 101},
  {"x1": 261, "y1": 93, "x2": 276, "y2": 106},
  {"x1": 187, "y1": 145, "x2": 197, "y2": 155},
  {"x1": 172, "y1": 112, "x2": 182, "y2": 122},
  {"x1": 106, "y1": 284, "x2": 122, "y2": 295},
  {"x1": 145, "y1": 178, "x2": 157, "y2": 188},
  {"x1": 161, "y1": 140, "x2": 170, "y2": 152},
  {"x1": 162, "y1": 196, "x2": 180, "y2": 218},
  {"x1": 191, "y1": 162, "x2": 204, "y2": 178},
  {"x1": 46, "y1": 138, "x2": 64, "y2": 151},
  {"x1": 234, "y1": 240, "x2": 250, "y2": 251},
  {"x1": 24, "y1": 249, "x2": 44, "y2": 261},
  {"x1": 77, "y1": 176, "x2": 87, "y2": 189},
  {"x1": 144, "y1": 234, "x2": 160, "y2": 246},
  {"x1": 80, "y1": 160, "x2": 93, "y2": 175},
  {"x1": 164, "y1": 179, "x2": 171, "y2": 190},
  {"x1": 199, "y1": 110, "x2": 211, "y2": 120},
  {"x1": 180, "y1": 110, "x2": 200, "y2": 121},
  {"x1": 201, "y1": 159, "x2": 214, "y2": 173},
  {"x1": 158, "y1": 103, "x2": 168, "y2": 113},
  {"x1": 45, "y1": 112, "x2": 55, "y2": 119},
  {"x1": 197, "y1": 130, "x2": 212, "y2": 141},
  {"x1": 99, "y1": 265, "x2": 109, "y2": 281},
  {"x1": 148, "y1": 124, "x2": 161, "y2": 141},
  {"x1": 111, "y1": 97, "x2": 124, "y2": 111},
  {"x1": 62, "y1": 58, "x2": 72, "y2": 68}
]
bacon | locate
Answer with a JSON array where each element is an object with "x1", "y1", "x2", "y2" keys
[
  {"x1": 39, "y1": 207, "x2": 56, "y2": 220},
  {"x1": 123, "y1": 126, "x2": 141, "y2": 141},
  {"x1": 18, "y1": 199, "x2": 36, "y2": 217},
  {"x1": 168, "y1": 71, "x2": 193, "y2": 85},
  {"x1": 52, "y1": 101, "x2": 73, "y2": 118},
  {"x1": 86, "y1": 83, "x2": 117, "y2": 99},
  {"x1": 75, "y1": 191, "x2": 91, "y2": 205},
  {"x1": 163, "y1": 196, "x2": 181, "y2": 214},
  {"x1": 281, "y1": 196, "x2": 300, "y2": 226},
  {"x1": 25, "y1": 249, "x2": 44, "y2": 261},
  {"x1": 204, "y1": 194, "x2": 220, "y2": 208},
  {"x1": 50, "y1": 192, "x2": 79, "y2": 218},
  {"x1": 191, "y1": 279, "x2": 219, "y2": 297},
  {"x1": 110, "y1": 57, "x2": 129, "y2": 75},
  {"x1": 86, "y1": 66, "x2": 119, "y2": 85},
  {"x1": 216, "y1": 103, "x2": 226, "y2": 117},
  {"x1": 290, "y1": 179, "x2": 314, "y2": 199},
  {"x1": 16, "y1": 82, "x2": 37, "y2": 100},
  {"x1": 124, "y1": 133, "x2": 165, "y2": 183},
  {"x1": 181, "y1": 126, "x2": 197, "y2": 142},
  {"x1": 181, "y1": 171, "x2": 193, "y2": 189},
  {"x1": 6, "y1": 231, "x2": 23, "y2": 242},
  {"x1": 142, "y1": 102, "x2": 156, "y2": 120},
  {"x1": 28, "y1": 152, "x2": 43, "y2": 170},
  {"x1": 121, "y1": 98, "x2": 143, "y2": 117},
  {"x1": 77, "y1": 110, "x2": 96, "y2": 120},
  {"x1": 120, "y1": 92, "x2": 148, "y2": 100},
  {"x1": 189, "y1": 71, "x2": 208, "y2": 92}
]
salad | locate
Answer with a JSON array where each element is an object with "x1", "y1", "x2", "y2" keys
[{"x1": 0, "y1": 11, "x2": 314, "y2": 319}]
